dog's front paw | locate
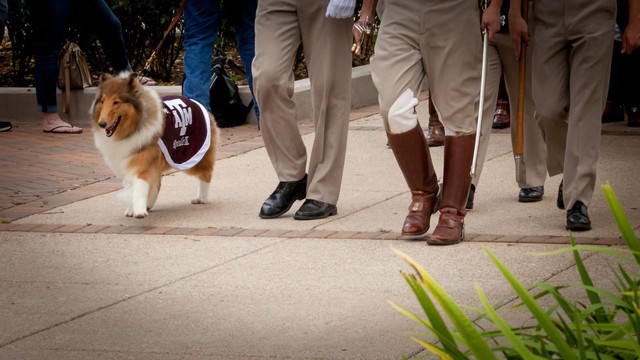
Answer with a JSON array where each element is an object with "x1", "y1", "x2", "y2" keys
[
  {"x1": 133, "y1": 209, "x2": 148, "y2": 219},
  {"x1": 125, "y1": 208, "x2": 133, "y2": 217},
  {"x1": 191, "y1": 198, "x2": 207, "y2": 205}
]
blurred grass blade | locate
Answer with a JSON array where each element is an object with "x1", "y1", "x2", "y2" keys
[
  {"x1": 393, "y1": 248, "x2": 498, "y2": 360},
  {"x1": 536, "y1": 245, "x2": 633, "y2": 262},
  {"x1": 401, "y1": 272, "x2": 457, "y2": 348},
  {"x1": 388, "y1": 300, "x2": 430, "y2": 328},
  {"x1": 602, "y1": 184, "x2": 640, "y2": 263},
  {"x1": 583, "y1": 285, "x2": 634, "y2": 310},
  {"x1": 397, "y1": 272, "x2": 466, "y2": 356},
  {"x1": 411, "y1": 337, "x2": 455, "y2": 360},
  {"x1": 569, "y1": 236, "x2": 608, "y2": 324},
  {"x1": 597, "y1": 339, "x2": 640, "y2": 354},
  {"x1": 475, "y1": 281, "x2": 538, "y2": 360},
  {"x1": 536, "y1": 283, "x2": 579, "y2": 323},
  {"x1": 484, "y1": 247, "x2": 578, "y2": 360},
  {"x1": 388, "y1": 298, "x2": 465, "y2": 357}
]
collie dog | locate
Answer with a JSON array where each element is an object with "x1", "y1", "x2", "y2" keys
[{"x1": 92, "y1": 72, "x2": 219, "y2": 218}]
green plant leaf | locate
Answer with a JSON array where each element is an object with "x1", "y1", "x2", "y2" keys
[
  {"x1": 474, "y1": 281, "x2": 539, "y2": 360},
  {"x1": 398, "y1": 273, "x2": 465, "y2": 356},
  {"x1": 535, "y1": 245, "x2": 634, "y2": 263},
  {"x1": 393, "y1": 248, "x2": 498, "y2": 360},
  {"x1": 536, "y1": 283, "x2": 579, "y2": 320},
  {"x1": 602, "y1": 183, "x2": 640, "y2": 264},
  {"x1": 568, "y1": 236, "x2": 609, "y2": 324},
  {"x1": 388, "y1": 300, "x2": 431, "y2": 328},
  {"x1": 484, "y1": 247, "x2": 578, "y2": 360},
  {"x1": 582, "y1": 285, "x2": 634, "y2": 310},
  {"x1": 596, "y1": 339, "x2": 639, "y2": 351},
  {"x1": 411, "y1": 337, "x2": 455, "y2": 360},
  {"x1": 402, "y1": 273, "x2": 455, "y2": 340},
  {"x1": 389, "y1": 300, "x2": 470, "y2": 358}
]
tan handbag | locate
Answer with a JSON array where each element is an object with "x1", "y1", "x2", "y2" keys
[{"x1": 57, "y1": 42, "x2": 92, "y2": 113}]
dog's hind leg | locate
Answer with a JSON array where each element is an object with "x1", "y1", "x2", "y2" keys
[
  {"x1": 147, "y1": 176, "x2": 161, "y2": 210},
  {"x1": 191, "y1": 178, "x2": 210, "y2": 204},
  {"x1": 131, "y1": 177, "x2": 150, "y2": 218},
  {"x1": 189, "y1": 169, "x2": 212, "y2": 204},
  {"x1": 188, "y1": 141, "x2": 215, "y2": 205}
]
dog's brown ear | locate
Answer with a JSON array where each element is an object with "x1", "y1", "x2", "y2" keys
[{"x1": 99, "y1": 73, "x2": 112, "y2": 84}]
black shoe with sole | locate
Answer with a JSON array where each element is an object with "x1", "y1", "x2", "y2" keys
[
  {"x1": 627, "y1": 106, "x2": 640, "y2": 127},
  {"x1": 557, "y1": 180, "x2": 564, "y2": 209},
  {"x1": 259, "y1": 174, "x2": 307, "y2": 219},
  {"x1": 566, "y1": 200, "x2": 591, "y2": 231},
  {"x1": 0, "y1": 121, "x2": 12, "y2": 132},
  {"x1": 294, "y1": 199, "x2": 337, "y2": 220},
  {"x1": 518, "y1": 186, "x2": 544, "y2": 202}
]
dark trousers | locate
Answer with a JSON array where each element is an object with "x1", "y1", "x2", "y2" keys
[
  {"x1": 183, "y1": 0, "x2": 259, "y2": 117},
  {"x1": 608, "y1": 40, "x2": 640, "y2": 110},
  {"x1": 0, "y1": 0, "x2": 7, "y2": 29},
  {"x1": 28, "y1": 0, "x2": 130, "y2": 113}
]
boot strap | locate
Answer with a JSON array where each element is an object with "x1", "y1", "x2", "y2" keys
[
  {"x1": 436, "y1": 211, "x2": 464, "y2": 229},
  {"x1": 408, "y1": 191, "x2": 437, "y2": 212}
]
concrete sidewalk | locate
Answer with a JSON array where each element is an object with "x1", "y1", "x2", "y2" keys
[{"x1": 1, "y1": 97, "x2": 639, "y2": 359}]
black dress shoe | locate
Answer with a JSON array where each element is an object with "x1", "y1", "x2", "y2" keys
[
  {"x1": 259, "y1": 175, "x2": 307, "y2": 219},
  {"x1": 628, "y1": 106, "x2": 640, "y2": 128},
  {"x1": 566, "y1": 200, "x2": 591, "y2": 231},
  {"x1": 293, "y1": 199, "x2": 337, "y2": 220},
  {"x1": 465, "y1": 184, "x2": 475, "y2": 210},
  {"x1": 518, "y1": 186, "x2": 544, "y2": 202},
  {"x1": 557, "y1": 180, "x2": 564, "y2": 209}
]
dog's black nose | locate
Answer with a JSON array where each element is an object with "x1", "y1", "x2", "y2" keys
[{"x1": 98, "y1": 120, "x2": 107, "y2": 128}]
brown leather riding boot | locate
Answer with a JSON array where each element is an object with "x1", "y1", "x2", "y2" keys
[
  {"x1": 492, "y1": 99, "x2": 510, "y2": 129},
  {"x1": 426, "y1": 97, "x2": 444, "y2": 147},
  {"x1": 387, "y1": 124, "x2": 440, "y2": 238},
  {"x1": 428, "y1": 134, "x2": 475, "y2": 245}
]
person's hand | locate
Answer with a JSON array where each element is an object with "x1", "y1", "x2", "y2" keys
[
  {"x1": 352, "y1": 21, "x2": 364, "y2": 45},
  {"x1": 481, "y1": 0, "x2": 502, "y2": 39},
  {"x1": 509, "y1": 8, "x2": 529, "y2": 61},
  {"x1": 622, "y1": 18, "x2": 640, "y2": 54},
  {"x1": 352, "y1": 16, "x2": 373, "y2": 58}
]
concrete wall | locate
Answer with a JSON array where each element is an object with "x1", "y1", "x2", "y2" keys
[{"x1": 0, "y1": 65, "x2": 379, "y2": 125}]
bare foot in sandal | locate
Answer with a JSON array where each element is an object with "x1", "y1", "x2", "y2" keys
[
  {"x1": 137, "y1": 76, "x2": 157, "y2": 86},
  {"x1": 42, "y1": 113, "x2": 83, "y2": 134}
]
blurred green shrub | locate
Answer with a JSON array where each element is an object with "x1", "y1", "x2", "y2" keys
[{"x1": 2, "y1": 0, "x2": 377, "y2": 87}]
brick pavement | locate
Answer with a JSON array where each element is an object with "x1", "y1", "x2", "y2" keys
[{"x1": 0, "y1": 120, "x2": 275, "y2": 223}]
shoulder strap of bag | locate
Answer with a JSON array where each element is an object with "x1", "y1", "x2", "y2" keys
[
  {"x1": 214, "y1": 25, "x2": 247, "y2": 80},
  {"x1": 63, "y1": 45, "x2": 72, "y2": 113},
  {"x1": 63, "y1": 69, "x2": 71, "y2": 113},
  {"x1": 72, "y1": 45, "x2": 92, "y2": 88}
]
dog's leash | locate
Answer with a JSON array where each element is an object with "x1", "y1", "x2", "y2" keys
[{"x1": 140, "y1": 0, "x2": 188, "y2": 77}]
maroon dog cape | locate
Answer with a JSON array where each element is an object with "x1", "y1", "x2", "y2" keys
[{"x1": 157, "y1": 96, "x2": 211, "y2": 171}]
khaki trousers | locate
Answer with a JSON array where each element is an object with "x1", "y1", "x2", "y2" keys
[
  {"x1": 532, "y1": 0, "x2": 615, "y2": 209},
  {"x1": 371, "y1": 0, "x2": 482, "y2": 134},
  {"x1": 473, "y1": 4, "x2": 548, "y2": 190},
  {"x1": 252, "y1": 0, "x2": 352, "y2": 205}
]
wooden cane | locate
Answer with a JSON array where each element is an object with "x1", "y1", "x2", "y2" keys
[
  {"x1": 140, "y1": 0, "x2": 188, "y2": 77},
  {"x1": 514, "y1": 0, "x2": 528, "y2": 182}
]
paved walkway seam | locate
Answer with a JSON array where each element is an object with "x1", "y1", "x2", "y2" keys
[{"x1": 0, "y1": 223, "x2": 624, "y2": 244}]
